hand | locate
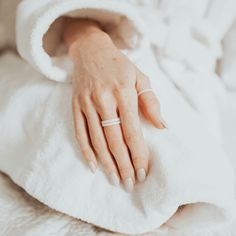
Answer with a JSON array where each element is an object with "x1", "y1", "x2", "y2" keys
[{"x1": 63, "y1": 19, "x2": 166, "y2": 191}]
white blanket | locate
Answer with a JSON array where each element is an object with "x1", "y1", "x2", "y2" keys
[
  {"x1": 0, "y1": 48, "x2": 235, "y2": 235},
  {"x1": 1, "y1": 91, "x2": 236, "y2": 236},
  {"x1": 1, "y1": 0, "x2": 236, "y2": 234},
  {"x1": 0, "y1": 172, "x2": 236, "y2": 236}
]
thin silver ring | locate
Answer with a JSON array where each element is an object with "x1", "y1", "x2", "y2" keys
[
  {"x1": 137, "y1": 88, "x2": 154, "y2": 96},
  {"x1": 101, "y1": 118, "x2": 121, "y2": 127}
]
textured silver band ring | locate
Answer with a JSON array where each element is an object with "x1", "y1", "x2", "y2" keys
[
  {"x1": 137, "y1": 88, "x2": 154, "y2": 96},
  {"x1": 101, "y1": 118, "x2": 121, "y2": 127}
]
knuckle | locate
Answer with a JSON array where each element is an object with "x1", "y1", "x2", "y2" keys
[
  {"x1": 92, "y1": 89, "x2": 116, "y2": 112},
  {"x1": 126, "y1": 132, "x2": 140, "y2": 145},
  {"x1": 75, "y1": 133, "x2": 89, "y2": 151},
  {"x1": 92, "y1": 137, "x2": 107, "y2": 156},
  {"x1": 72, "y1": 95, "x2": 78, "y2": 104},
  {"x1": 116, "y1": 79, "x2": 129, "y2": 88},
  {"x1": 75, "y1": 132, "x2": 81, "y2": 141},
  {"x1": 82, "y1": 103, "x2": 92, "y2": 114},
  {"x1": 92, "y1": 135, "x2": 103, "y2": 149},
  {"x1": 108, "y1": 138, "x2": 123, "y2": 152},
  {"x1": 101, "y1": 159, "x2": 114, "y2": 172},
  {"x1": 72, "y1": 102, "x2": 78, "y2": 112},
  {"x1": 75, "y1": 131, "x2": 84, "y2": 143},
  {"x1": 92, "y1": 86, "x2": 105, "y2": 101},
  {"x1": 132, "y1": 155, "x2": 145, "y2": 167},
  {"x1": 148, "y1": 96, "x2": 160, "y2": 108},
  {"x1": 78, "y1": 92, "x2": 91, "y2": 106},
  {"x1": 119, "y1": 165, "x2": 134, "y2": 178},
  {"x1": 137, "y1": 72, "x2": 150, "y2": 87},
  {"x1": 80, "y1": 145, "x2": 92, "y2": 158},
  {"x1": 113, "y1": 84, "x2": 131, "y2": 97},
  {"x1": 72, "y1": 97, "x2": 79, "y2": 111},
  {"x1": 122, "y1": 106, "x2": 136, "y2": 120},
  {"x1": 94, "y1": 92, "x2": 108, "y2": 107}
]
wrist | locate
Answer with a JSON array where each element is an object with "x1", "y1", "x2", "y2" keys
[
  {"x1": 68, "y1": 29, "x2": 115, "y2": 59},
  {"x1": 63, "y1": 18, "x2": 115, "y2": 59},
  {"x1": 63, "y1": 18, "x2": 103, "y2": 47}
]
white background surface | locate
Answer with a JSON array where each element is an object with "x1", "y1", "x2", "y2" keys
[{"x1": 221, "y1": 91, "x2": 236, "y2": 175}]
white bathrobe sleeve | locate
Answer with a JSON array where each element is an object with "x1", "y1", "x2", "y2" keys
[
  {"x1": 219, "y1": 17, "x2": 236, "y2": 90},
  {"x1": 16, "y1": 0, "x2": 147, "y2": 83},
  {"x1": 203, "y1": 0, "x2": 236, "y2": 90}
]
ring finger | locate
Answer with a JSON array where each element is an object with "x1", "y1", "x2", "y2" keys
[{"x1": 81, "y1": 97, "x2": 120, "y2": 186}]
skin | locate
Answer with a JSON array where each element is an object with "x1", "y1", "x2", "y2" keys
[{"x1": 63, "y1": 18, "x2": 166, "y2": 191}]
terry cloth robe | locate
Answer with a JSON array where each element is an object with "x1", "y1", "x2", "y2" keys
[{"x1": 0, "y1": 0, "x2": 236, "y2": 235}]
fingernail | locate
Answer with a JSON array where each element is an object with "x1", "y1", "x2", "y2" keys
[
  {"x1": 88, "y1": 161, "x2": 96, "y2": 173},
  {"x1": 137, "y1": 168, "x2": 146, "y2": 182},
  {"x1": 109, "y1": 172, "x2": 120, "y2": 186},
  {"x1": 160, "y1": 116, "x2": 168, "y2": 129},
  {"x1": 124, "y1": 178, "x2": 134, "y2": 192}
]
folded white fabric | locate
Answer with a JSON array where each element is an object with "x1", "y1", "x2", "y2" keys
[
  {"x1": 220, "y1": 18, "x2": 236, "y2": 90},
  {"x1": 2, "y1": 172, "x2": 236, "y2": 236},
  {"x1": 0, "y1": 52, "x2": 235, "y2": 234}
]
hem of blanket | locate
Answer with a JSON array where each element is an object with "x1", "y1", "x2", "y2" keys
[
  {"x1": 20, "y1": 183, "x2": 236, "y2": 234},
  {"x1": 1, "y1": 164, "x2": 234, "y2": 235},
  {"x1": 19, "y1": 179, "x2": 178, "y2": 234}
]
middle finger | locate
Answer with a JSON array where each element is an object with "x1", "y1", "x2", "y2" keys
[
  {"x1": 117, "y1": 88, "x2": 149, "y2": 182},
  {"x1": 98, "y1": 104, "x2": 136, "y2": 192}
]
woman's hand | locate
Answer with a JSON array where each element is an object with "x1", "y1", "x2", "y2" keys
[{"x1": 63, "y1": 18, "x2": 166, "y2": 191}]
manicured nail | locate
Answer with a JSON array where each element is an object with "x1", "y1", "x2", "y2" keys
[
  {"x1": 124, "y1": 178, "x2": 134, "y2": 192},
  {"x1": 88, "y1": 161, "x2": 96, "y2": 173},
  {"x1": 160, "y1": 116, "x2": 168, "y2": 129},
  {"x1": 137, "y1": 168, "x2": 146, "y2": 182},
  {"x1": 109, "y1": 172, "x2": 120, "y2": 186}
]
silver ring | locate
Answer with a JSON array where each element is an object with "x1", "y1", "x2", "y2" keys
[
  {"x1": 101, "y1": 118, "x2": 121, "y2": 127},
  {"x1": 137, "y1": 88, "x2": 154, "y2": 96}
]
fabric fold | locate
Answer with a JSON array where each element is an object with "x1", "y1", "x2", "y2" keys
[
  {"x1": 16, "y1": 0, "x2": 148, "y2": 83},
  {"x1": 1, "y1": 0, "x2": 236, "y2": 234},
  {"x1": 0, "y1": 52, "x2": 235, "y2": 234}
]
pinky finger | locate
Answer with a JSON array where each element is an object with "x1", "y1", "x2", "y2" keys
[{"x1": 72, "y1": 97, "x2": 98, "y2": 173}]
